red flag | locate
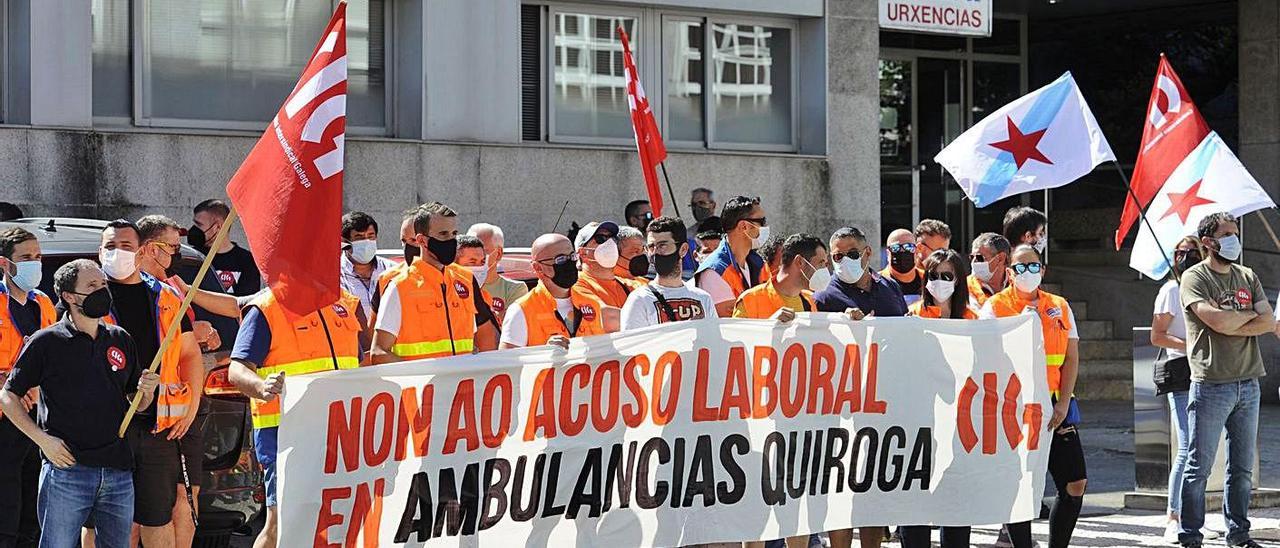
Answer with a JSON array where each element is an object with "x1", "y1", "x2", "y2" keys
[
  {"x1": 619, "y1": 25, "x2": 668, "y2": 217},
  {"x1": 1114, "y1": 54, "x2": 1211, "y2": 249},
  {"x1": 226, "y1": 3, "x2": 348, "y2": 316}
]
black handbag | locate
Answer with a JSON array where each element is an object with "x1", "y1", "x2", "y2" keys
[{"x1": 1152, "y1": 348, "x2": 1191, "y2": 396}]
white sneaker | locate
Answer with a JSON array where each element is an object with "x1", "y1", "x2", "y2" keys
[
  {"x1": 1163, "y1": 521, "x2": 1180, "y2": 545},
  {"x1": 1201, "y1": 528, "x2": 1220, "y2": 540}
]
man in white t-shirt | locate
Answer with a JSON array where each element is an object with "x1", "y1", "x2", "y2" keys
[{"x1": 621, "y1": 217, "x2": 716, "y2": 330}]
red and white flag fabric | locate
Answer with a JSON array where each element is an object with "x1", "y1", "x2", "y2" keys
[
  {"x1": 619, "y1": 25, "x2": 668, "y2": 217},
  {"x1": 1113, "y1": 54, "x2": 1211, "y2": 249},
  {"x1": 227, "y1": 2, "x2": 348, "y2": 316}
]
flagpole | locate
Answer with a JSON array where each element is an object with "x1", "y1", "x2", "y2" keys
[
  {"x1": 659, "y1": 162, "x2": 681, "y2": 219},
  {"x1": 1258, "y1": 208, "x2": 1280, "y2": 252},
  {"x1": 1110, "y1": 161, "x2": 1177, "y2": 277},
  {"x1": 118, "y1": 206, "x2": 239, "y2": 438}
]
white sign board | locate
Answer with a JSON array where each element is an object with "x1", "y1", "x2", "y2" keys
[{"x1": 879, "y1": 0, "x2": 993, "y2": 37}]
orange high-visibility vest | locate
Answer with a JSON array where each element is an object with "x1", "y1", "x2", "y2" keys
[
  {"x1": 967, "y1": 273, "x2": 1011, "y2": 310},
  {"x1": 388, "y1": 261, "x2": 478, "y2": 360},
  {"x1": 734, "y1": 279, "x2": 812, "y2": 319},
  {"x1": 909, "y1": 300, "x2": 978, "y2": 319},
  {"x1": 105, "y1": 274, "x2": 190, "y2": 433},
  {"x1": 513, "y1": 283, "x2": 606, "y2": 346},
  {"x1": 574, "y1": 271, "x2": 642, "y2": 309},
  {"x1": 249, "y1": 291, "x2": 362, "y2": 429},
  {"x1": 0, "y1": 287, "x2": 55, "y2": 371},
  {"x1": 986, "y1": 287, "x2": 1074, "y2": 399}
]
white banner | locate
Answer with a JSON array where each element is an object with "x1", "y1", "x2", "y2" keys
[
  {"x1": 879, "y1": 0, "x2": 992, "y2": 37},
  {"x1": 278, "y1": 314, "x2": 1050, "y2": 547}
]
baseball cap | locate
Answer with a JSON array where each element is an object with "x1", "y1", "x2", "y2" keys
[{"x1": 573, "y1": 221, "x2": 619, "y2": 250}]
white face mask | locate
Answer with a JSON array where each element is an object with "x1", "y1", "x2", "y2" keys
[
  {"x1": 467, "y1": 262, "x2": 489, "y2": 286},
  {"x1": 349, "y1": 239, "x2": 378, "y2": 265},
  {"x1": 1013, "y1": 271, "x2": 1042, "y2": 293},
  {"x1": 926, "y1": 279, "x2": 955, "y2": 302},
  {"x1": 834, "y1": 255, "x2": 864, "y2": 284},
  {"x1": 750, "y1": 225, "x2": 771, "y2": 249},
  {"x1": 1215, "y1": 234, "x2": 1242, "y2": 262},
  {"x1": 971, "y1": 260, "x2": 993, "y2": 282},
  {"x1": 99, "y1": 248, "x2": 137, "y2": 281},
  {"x1": 592, "y1": 239, "x2": 619, "y2": 269},
  {"x1": 805, "y1": 262, "x2": 832, "y2": 292}
]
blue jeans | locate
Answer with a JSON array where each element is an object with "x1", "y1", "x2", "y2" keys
[
  {"x1": 36, "y1": 462, "x2": 133, "y2": 548},
  {"x1": 1179, "y1": 379, "x2": 1259, "y2": 546},
  {"x1": 1168, "y1": 390, "x2": 1190, "y2": 516}
]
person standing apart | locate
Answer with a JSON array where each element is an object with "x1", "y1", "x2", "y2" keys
[
  {"x1": 0, "y1": 260, "x2": 160, "y2": 548},
  {"x1": 1177, "y1": 213, "x2": 1273, "y2": 548}
]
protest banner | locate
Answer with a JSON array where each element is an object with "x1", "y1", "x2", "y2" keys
[{"x1": 278, "y1": 314, "x2": 1051, "y2": 547}]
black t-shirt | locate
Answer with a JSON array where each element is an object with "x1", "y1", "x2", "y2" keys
[
  {"x1": 211, "y1": 243, "x2": 262, "y2": 297},
  {"x1": 896, "y1": 270, "x2": 922, "y2": 299},
  {"x1": 8, "y1": 294, "x2": 43, "y2": 336},
  {"x1": 4, "y1": 318, "x2": 142, "y2": 469},
  {"x1": 108, "y1": 280, "x2": 192, "y2": 422}
]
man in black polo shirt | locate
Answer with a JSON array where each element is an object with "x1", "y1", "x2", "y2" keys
[{"x1": 0, "y1": 259, "x2": 159, "y2": 548}]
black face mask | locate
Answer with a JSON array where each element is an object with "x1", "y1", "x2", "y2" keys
[
  {"x1": 187, "y1": 225, "x2": 208, "y2": 249},
  {"x1": 164, "y1": 252, "x2": 183, "y2": 279},
  {"x1": 890, "y1": 251, "x2": 916, "y2": 274},
  {"x1": 652, "y1": 251, "x2": 680, "y2": 278},
  {"x1": 692, "y1": 206, "x2": 714, "y2": 223},
  {"x1": 426, "y1": 236, "x2": 458, "y2": 265},
  {"x1": 628, "y1": 253, "x2": 650, "y2": 277},
  {"x1": 403, "y1": 242, "x2": 420, "y2": 264},
  {"x1": 73, "y1": 287, "x2": 113, "y2": 319},
  {"x1": 1177, "y1": 252, "x2": 1202, "y2": 275},
  {"x1": 550, "y1": 261, "x2": 579, "y2": 290}
]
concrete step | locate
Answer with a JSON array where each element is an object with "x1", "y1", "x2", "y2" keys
[
  {"x1": 1045, "y1": 249, "x2": 1133, "y2": 268},
  {"x1": 1076, "y1": 319, "x2": 1114, "y2": 340},
  {"x1": 1076, "y1": 359, "x2": 1135, "y2": 400},
  {"x1": 1041, "y1": 282, "x2": 1064, "y2": 294},
  {"x1": 1074, "y1": 300, "x2": 1089, "y2": 321},
  {"x1": 1080, "y1": 339, "x2": 1133, "y2": 361}
]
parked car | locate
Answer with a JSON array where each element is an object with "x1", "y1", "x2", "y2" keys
[{"x1": 9, "y1": 218, "x2": 262, "y2": 548}]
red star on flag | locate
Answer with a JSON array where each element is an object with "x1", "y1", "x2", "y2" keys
[
  {"x1": 989, "y1": 116, "x2": 1054, "y2": 169},
  {"x1": 1158, "y1": 179, "x2": 1216, "y2": 224}
]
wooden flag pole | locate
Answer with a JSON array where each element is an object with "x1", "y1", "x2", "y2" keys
[
  {"x1": 118, "y1": 206, "x2": 239, "y2": 438},
  {"x1": 1257, "y1": 208, "x2": 1280, "y2": 252}
]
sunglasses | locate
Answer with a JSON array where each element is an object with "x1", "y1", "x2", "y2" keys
[
  {"x1": 535, "y1": 253, "x2": 579, "y2": 267},
  {"x1": 888, "y1": 242, "x2": 916, "y2": 254},
  {"x1": 1011, "y1": 262, "x2": 1043, "y2": 275},
  {"x1": 832, "y1": 248, "x2": 864, "y2": 263},
  {"x1": 741, "y1": 217, "x2": 767, "y2": 227},
  {"x1": 926, "y1": 271, "x2": 956, "y2": 282}
]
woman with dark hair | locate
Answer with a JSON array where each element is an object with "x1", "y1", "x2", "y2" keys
[
  {"x1": 898, "y1": 249, "x2": 975, "y2": 548},
  {"x1": 909, "y1": 249, "x2": 977, "y2": 320}
]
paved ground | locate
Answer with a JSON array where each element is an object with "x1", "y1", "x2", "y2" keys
[{"x1": 230, "y1": 401, "x2": 1280, "y2": 547}]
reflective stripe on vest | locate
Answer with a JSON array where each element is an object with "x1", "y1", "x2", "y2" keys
[
  {"x1": 391, "y1": 338, "x2": 475, "y2": 359},
  {"x1": 389, "y1": 262, "x2": 478, "y2": 360},
  {"x1": 249, "y1": 291, "x2": 363, "y2": 430},
  {"x1": 105, "y1": 275, "x2": 189, "y2": 433},
  {"x1": 986, "y1": 287, "x2": 1073, "y2": 398}
]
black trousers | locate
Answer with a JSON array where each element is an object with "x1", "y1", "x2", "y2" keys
[
  {"x1": 0, "y1": 414, "x2": 39, "y2": 548},
  {"x1": 898, "y1": 526, "x2": 971, "y2": 548}
]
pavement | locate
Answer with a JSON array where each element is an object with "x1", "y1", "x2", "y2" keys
[{"x1": 230, "y1": 401, "x2": 1280, "y2": 547}]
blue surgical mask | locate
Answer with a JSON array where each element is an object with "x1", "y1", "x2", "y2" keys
[
  {"x1": 10, "y1": 260, "x2": 41, "y2": 292},
  {"x1": 1215, "y1": 235, "x2": 1242, "y2": 262}
]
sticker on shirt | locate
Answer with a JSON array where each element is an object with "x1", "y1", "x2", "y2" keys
[
  {"x1": 216, "y1": 270, "x2": 242, "y2": 292},
  {"x1": 653, "y1": 298, "x2": 707, "y2": 323},
  {"x1": 490, "y1": 297, "x2": 506, "y2": 314},
  {"x1": 1045, "y1": 307, "x2": 1062, "y2": 320},
  {"x1": 107, "y1": 346, "x2": 127, "y2": 371},
  {"x1": 454, "y1": 281, "x2": 470, "y2": 300},
  {"x1": 579, "y1": 305, "x2": 597, "y2": 323},
  {"x1": 331, "y1": 303, "x2": 350, "y2": 318},
  {"x1": 1217, "y1": 288, "x2": 1252, "y2": 311}
]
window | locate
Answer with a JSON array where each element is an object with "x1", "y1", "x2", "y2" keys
[
  {"x1": 550, "y1": 10, "x2": 638, "y2": 142},
  {"x1": 708, "y1": 22, "x2": 793, "y2": 148},
  {"x1": 141, "y1": 0, "x2": 386, "y2": 131},
  {"x1": 528, "y1": 6, "x2": 799, "y2": 152},
  {"x1": 663, "y1": 18, "x2": 703, "y2": 144},
  {"x1": 92, "y1": 0, "x2": 131, "y2": 121}
]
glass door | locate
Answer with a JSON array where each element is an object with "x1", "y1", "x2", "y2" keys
[
  {"x1": 878, "y1": 58, "x2": 915, "y2": 233},
  {"x1": 915, "y1": 57, "x2": 966, "y2": 246}
]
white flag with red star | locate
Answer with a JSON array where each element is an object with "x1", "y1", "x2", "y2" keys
[{"x1": 1129, "y1": 131, "x2": 1275, "y2": 279}]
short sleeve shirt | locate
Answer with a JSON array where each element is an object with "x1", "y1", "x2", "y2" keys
[
  {"x1": 1153, "y1": 279, "x2": 1188, "y2": 359},
  {"x1": 619, "y1": 283, "x2": 717, "y2": 329},
  {"x1": 4, "y1": 319, "x2": 141, "y2": 469},
  {"x1": 1180, "y1": 262, "x2": 1267, "y2": 383}
]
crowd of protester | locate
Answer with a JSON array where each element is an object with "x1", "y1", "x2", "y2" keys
[{"x1": 0, "y1": 189, "x2": 1271, "y2": 548}]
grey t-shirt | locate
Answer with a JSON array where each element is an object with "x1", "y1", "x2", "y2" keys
[{"x1": 1180, "y1": 262, "x2": 1268, "y2": 383}]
